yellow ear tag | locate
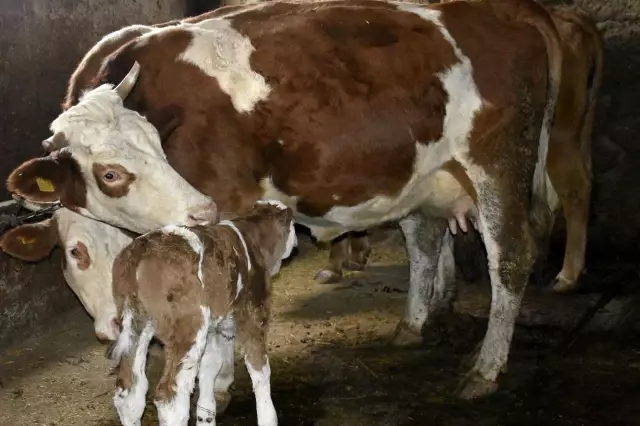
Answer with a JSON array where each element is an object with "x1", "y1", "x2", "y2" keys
[
  {"x1": 17, "y1": 236, "x2": 36, "y2": 245},
  {"x1": 35, "y1": 177, "x2": 55, "y2": 193}
]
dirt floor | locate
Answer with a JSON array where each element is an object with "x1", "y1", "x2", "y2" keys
[
  {"x1": 0, "y1": 230, "x2": 639, "y2": 426},
  {"x1": 2, "y1": 0, "x2": 640, "y2": 425}
]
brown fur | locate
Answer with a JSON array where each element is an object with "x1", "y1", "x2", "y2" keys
[{"x1": 0, "y1": 217, "x2": 58, "y2": 262}]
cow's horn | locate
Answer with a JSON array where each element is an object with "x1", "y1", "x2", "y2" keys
[{"x1": 114, "y1": 61, "x2": 141, "y2": 100}]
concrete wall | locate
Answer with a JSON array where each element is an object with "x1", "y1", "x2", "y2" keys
[{"x1": 0, "y1": 0, "x2": 194, "y2": 345}]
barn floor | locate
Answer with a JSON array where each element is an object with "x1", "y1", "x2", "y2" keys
[{"x1": 1, "y1": 230, "x2": 639, "y2": 426}]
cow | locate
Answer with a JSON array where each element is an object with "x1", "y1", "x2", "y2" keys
[
  {"x1": 6, "y1": 0, "x2": 564, "y2": 397},
  {"x1": 108, "y1": 200, "x2": 296, "y2": 426},
  {"x1": 57, "y1": 3, "x2": 372, "y2": 285},
  {"x1": 0, "y1": 207, "x2": 133, "y2": 341}
]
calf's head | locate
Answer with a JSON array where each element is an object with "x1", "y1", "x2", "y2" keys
[
  {"x1": 242, "y1": 200, "x2": 297, "y2": 276},
  {"x1": 7, "y1": 62, "x2": 217, "y2": 234},
  {"x1": 0, "y1": 208, "x2": 133, "y2": 342}
]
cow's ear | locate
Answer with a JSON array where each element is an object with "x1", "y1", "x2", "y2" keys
[
  {"x1": 0, "y1": 218, "x2": 58, "y2": 262},
  {"x1": 6, "y1": 155, "x2": 74, "y2": 204}
]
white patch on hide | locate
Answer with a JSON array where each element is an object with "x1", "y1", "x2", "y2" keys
[
  {"x1": 219, "y1": 220, "x2": 252, "y2": 272},
  {"x1": 245, "y1": 355, "x2": 277, "y2": 426},
  {"x1": 179, "y1": 19, "x2": 271, "y2": 113}
]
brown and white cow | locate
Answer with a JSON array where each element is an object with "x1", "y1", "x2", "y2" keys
[
  {"x1": 7, "y1": 0, "x2": 563, "y2": 397},
  {"x1": 109, "y1": 200, "x2": 296, "y2": 426},
  {"x1": 57, "y1": 3, "x2": 371, "y2": 285},
  {"x1": 0, "y1": 207, "x2": 132, "y2": 341}
]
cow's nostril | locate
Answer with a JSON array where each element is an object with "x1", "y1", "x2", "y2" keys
[
  {"x1": 187, "y1": 202, "x2": 218, "y2": 226},
  {"x1": 95, "y1": 332, "x2": 112, "y2": 344}
]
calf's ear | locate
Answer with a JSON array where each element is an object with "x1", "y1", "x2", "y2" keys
[
  {"x1": 6, "y1": 154, "x2": 76, "y2": 204},
  {"x1": 0, "y1": 218, "x2": 58, "y2": 262}
]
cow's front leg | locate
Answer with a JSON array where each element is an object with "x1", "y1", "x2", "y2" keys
[
  {"x1": 315, "y1": 234, "x2": 350, "y2": 284},
  {"x1": 390, "y1": 212, "x2": 455, "y2": 346},
  {"x1": 345, "y1": 231, "x2": 371, "y2": 271}
]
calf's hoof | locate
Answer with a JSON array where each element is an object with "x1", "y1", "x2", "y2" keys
[
  {"x1": 388, "y1": 321, "x2": 423, "y2": 347},
  {"x1": 457, "y1": 373, "x2": 499, "y2": 400},
  {"x1": 549, "y1": 276, "x2": 579, "y2": 294},
  {"x1": 215, "y1": 391, "x2": 232, "y2": 415},
  {"x1": 314, "y1": 269, "x2": 342, "y2": 284}
]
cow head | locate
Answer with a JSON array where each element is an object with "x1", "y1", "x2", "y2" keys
[
  {"x1": 250, "y1": 200, "x2": 297, "y2": 276},
  {"x1": 0, "y1": 208, "x2": 133, "y2": 342},
  {"x1": 7, "y1": 62, "x2": 218, "y2": 234}
]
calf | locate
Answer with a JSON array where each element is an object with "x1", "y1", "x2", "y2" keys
[{"x1": 109, "y1": 200, "x2": 296, "y2": 426}]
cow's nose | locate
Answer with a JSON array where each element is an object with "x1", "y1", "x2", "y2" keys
[
  {"x1": 95, "y1": 332, "x2": 113, "y2": 344},
  {"x1": 187, "y1": 201, "x2": 218, "y2": 227}
]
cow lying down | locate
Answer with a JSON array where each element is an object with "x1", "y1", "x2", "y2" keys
[{"x1": 108, "y1": 200, "x2": 297, "y2": 426}]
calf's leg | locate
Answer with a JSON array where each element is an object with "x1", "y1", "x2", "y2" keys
[
  {"x1": 112, "y1": 317, "x2": 154, "y2": 426},
  {"x1": 237, "y1": 316, "x2": 277, "y2": 426},
  {"x1": 155, "y1": 307, "x2": 211, "y2": 426},
  {"x1": 391, "y1": 213, "x2": 456, "y2": 346},
  {"x1": 196, "y1": 318, "x2": 236, "y2": 424}
]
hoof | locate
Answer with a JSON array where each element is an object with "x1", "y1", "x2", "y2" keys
[
  {"x1": 549, "y1": 276, "x2": 579, "y2": 294},
  {"x1": 388, "y1": 321, "x2": 423, "y2": 347},
  {"x1": 314, "y1": 269, "x2": 342, "y2": 284},
  {"x1": 457, "y1": 373, "x2": 499, "y2": 400},
  {"x1": 344, "y1": 260, "x2": 366, "y2": 271},
  {"x1": 215, "y1": 391, "x2": 232, "y2": 415}
]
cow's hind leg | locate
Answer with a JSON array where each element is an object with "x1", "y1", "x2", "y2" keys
[
  {"x1": 111, "y1": 316, "x2": 154, "y2": 426},
  {"x1": 457, "y1": 181, "x2": 537, "y2": 399},
  {"x1": 155, "y1": 307, "x2": 211, "y2": 426},
  {"x1": 391, "y1": 212, "x2": 457, "y2": 346},
  {"x1": 546, "y1": 146, "x2": 591, "y2": 293}
]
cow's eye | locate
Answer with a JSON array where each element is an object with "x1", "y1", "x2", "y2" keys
[
  {"x1": 103, "y1": 171, "x2": 120, "y2": 182},
  {"x1": 69, "y1": 248, "x2": 80, "y2": 258}
]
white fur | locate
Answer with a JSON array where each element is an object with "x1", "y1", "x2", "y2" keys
[
  {"x1": 235, "y1": 273, "x2": 244, "y2": 299},
  {"x1": 49, "y1": 85, "x2": 214, "y2": 234},
  {"x1": 219, "y1": 220, "x2": 252, "y2": 271},
  {"x1": 156, "y1": 306, "x2": 211, "y2": 426},
  {"x1": 196, "y1": 318, "x2": 237, "y2": 425},
  {"x1": 162, "y1": 225, "x2": 205, "y2": 286},
  {"x1": 179, "y1": 19, "x2": 271, "y2": 113},
  {"x1": 114, "y1": 320, "x2": 155, "y2": 426},
  {"x1": 52, "y1": 208, "x2": 133, "y2": 340},
  {"x1": 245, "y1": 356, "x2": 278, "y2": 426}
]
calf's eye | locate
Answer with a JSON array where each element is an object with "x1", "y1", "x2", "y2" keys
[{"x1": 70, "y1": 248, "x2": 80, "y2": 258}]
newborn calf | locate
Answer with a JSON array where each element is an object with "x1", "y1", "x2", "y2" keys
[{"x1": 108, "y1": 200, "x2": 297, "y2": 426}]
